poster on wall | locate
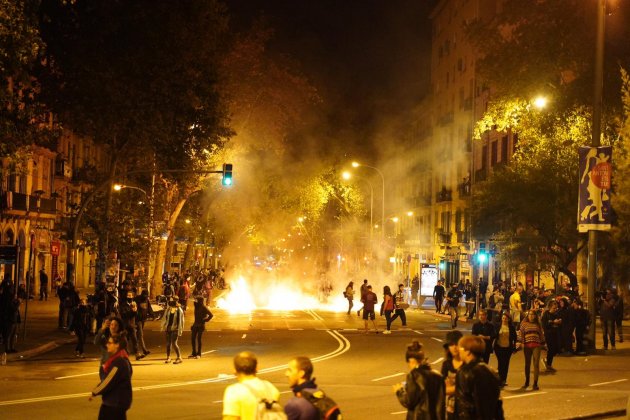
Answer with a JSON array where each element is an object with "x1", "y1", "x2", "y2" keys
[
  {"x1": 578, "y1": 146, "x2": 612, "y2": 232},
  {"x1": 420, "y1": 264, "x2": 438, "y2": 296}
]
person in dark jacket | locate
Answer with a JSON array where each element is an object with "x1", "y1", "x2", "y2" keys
[
  {"x1": 189, "y1": 296, "x2": 213, "y2": 358},
  {"x1": 71, "y1": 298, "x2": 92, "y2": 358},
  {"x1": 455, "y1": 335, "x2": 502, "y2": 420},
  {"x1": 614, "y1": 290, "x2": 624, "y2": 343},
  {"x1": 119, "y1": 292, "x2": 142, "y2": 360},
  {"x1": 90, "y1": 334, "x2": 133, "y2": 420},
  {"x1": 134, "y1": 290, "x2": 153, "y2": 357},
  {"x1": 471, "y1": 310, "x2": 496, "y2": 363},
  {"x1": 541, "y1": 301, "x2": 562, "y2": 370},
  {"x1": 284, "y1": 356, "x2": 321, "y2": 420},
  {"x1": 599, "y1": 290, "x2": 617, "y2": 350},
  {"x1": 493, "y1": 313, "x2": 517, "y2": 387},
  {"x1": 394, "y1": 340, "x2": 445, "y2": 420},
  {"x1": 572, "y1": 300, "x2": 590, "y2": 355}
]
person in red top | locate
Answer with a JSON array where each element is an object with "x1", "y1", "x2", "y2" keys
[
  {"x1": 90, "y1": 334, "x2": 133, "y2": 419},
  {"x1": 380, "y1": 286, "x2": 395, "y2": 334},
  {"x1": 361, "y1": 285, "x2": 379, "y2": 333}
]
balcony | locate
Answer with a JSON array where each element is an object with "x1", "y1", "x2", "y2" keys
[
  {"x1": 436, "y1": 188, "x2": 452, "y2": 203},
  {"x1": 456, "y1": 231, "x2": 470, "y2": 243},
  {"x1": 1, "y1": 191, "x2": 56, "y2": 217},
  {"x1": 436, "y1": 229, "x2": 451, "y2": 245},
  {"x1": 458, "y1": 181, "x2": 471, "y2": 197},
  {"x1": 72, "y1": 164, "x2": 99, "y2": 185}
]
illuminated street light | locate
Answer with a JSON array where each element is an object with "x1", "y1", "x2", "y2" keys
[
  {"x1": 533, "y1": 96, "x2": 548, "y2": 109},
  {"x1": 113, "y1": 184, "x2": 122, "y2": 191},
  {"x1": 392, "y1": 217, "x2": 399, "y2": 223},
  {"x1": 407, "y1": 211, "x2": 413, "y2": 217},
  {"x1": 298, "y1": 216, "x2": 305, "y2": 223},
  {"x1": 342, "y1": 171, "x2": 352, "y2": 180},
  {"x1": 185, "y1": 219, "x2": 191, "y2": 224}
]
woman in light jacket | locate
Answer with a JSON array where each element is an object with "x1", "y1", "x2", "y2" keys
[{"x1": 161, "y1": 296, "x2": 185, "y2": 364}]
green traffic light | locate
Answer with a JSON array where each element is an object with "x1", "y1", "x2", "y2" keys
[
  {"x1": 477, "y1": 253, "x2": 487, "y2": 263},
  {"x1": 222, "y1": 177, "x2": 232, "y2": 186}
]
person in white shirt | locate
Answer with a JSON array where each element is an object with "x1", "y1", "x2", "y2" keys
[{"x1": 223, "y1": 351, "x2": 281, "y2": 420}]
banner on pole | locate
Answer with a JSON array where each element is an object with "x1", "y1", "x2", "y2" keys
[{"x1": 578, "y1": 146, "x2": 612, "y2": 232}]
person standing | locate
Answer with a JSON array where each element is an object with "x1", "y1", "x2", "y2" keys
[
  {"x1": 222, "y1": 351, "x2": 281, "y2": 420},
  {"x1": 161, "y1": 296, "x2": 184, "y2": 364},
  {"x1": 509, "y1": 284, "x2": 523, "y2": 327},
  {"x1": 95, "y1": 316, "x2": 124, "y2": 365},
  {"x1": 119, "y1": 292, "x2": 142, "y2": 361},
  {"x1": 284, "y1": 356, "x2": 320, "y2": 420},
  {"x1": 134, "y1": 289, "x2": 153, "y2": 357},
  {"x1": 518, "y1": 310, "x2": 545, "y2": 390},
  {"x1": 39, "y1": 268, "x2": 49, "y2": 301},
  {"x1": 344, "y1": 281, "x2": 355, "y2": 315},
  {"x1": 433, "y1": 280, "x2": 446, "y2": 314},
  {"x1": 189, "y1": 296, "x2": 213, "y2": 359},
  {"x1": 410, "y1": 275, "x2": 419, "y2": 307},
  {"x1": 446, "y1": 285, "x2": 461, "y2": 329},
  {"x1": 441, "y1": 330, "x2": 464, "y2": 420},
  {"x1": 361, "y1": 285, "x2": 379, "y2": 333},
  {"x1": 71, "y1": 298, "x2": 92, "y2": 358},
  {"x1": 572, "y1": 300, "x2": 589, "y2": 355},
  {"x1": 614, "y1": 290, "x2": 624, "y2": 343},
  {"x1": 390, "y1": 284, "x2": 408, "y2": 328},
  {"x1": 494, "y1": 313, "x2": 517, "y2": 388},
  {"x1": 381, "y1": 285, "x2": 395, "y2": 334},
  {"x1": 455, "y1": 336, "x2": 502, "y2": 419},
  {"x1": 357, "y1": 279, "x2": 368, "y2": 317},
  {"x1": 541, "y1": 301, "x2": 562, "y2": 370},
  {"x1": 471, "y1": 310, "x2": 496, "y2": 364},
  {"x1": 394, "y1": 340, "x2": 445, "y2": 420},
  {"x1": 89, "y1": 334, "x2": 133, "y2": 420}
]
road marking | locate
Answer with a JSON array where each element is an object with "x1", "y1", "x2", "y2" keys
[
  {"x1": 208, "y1": 329, "x2": 221, "y2": 332},
  {"x1": 262, "y1": 329, "x2": 276, "y2": 331},
  {"x1": 305, "y1": 310, "x2": 325, "y2": 321},
  {"x1": 342, "y1": 328, "x2": 358, "y2": 331},
  {"x1": 241, "y1": 334, "x2": 247, "y2": 339},
  {"x1": 372, "y1": 372, "x2": 405, "y2": 382},
  {"x1": 0, "y1": 331, "x2": 350, "y2": 407},
  {"x1": 503, "y1": 392, "x2": 547, "y2": 399},
  {"x1": 201, "y1": 350, "x2": 216, "y2": 355},
  {"x1": 391, "y1": 410, "x2": 407, "y2": 415},
  {"x1": 55, "y1": 371, "x2": 98, "y2": 380},
  {"x1": 430, "y1": 357, "x2": 444, "y2": 365},
  {"x1": 288, "y1": 328, "x2": 304, "y2": 331},
  {"x1": 431, "y1": 337, "x2": 444, "y2": 343},
  {"x1": 589, "y1": 378, "x2": 628, "y2": 387},
  {"x1": 413, "y1": 330, "x2": 424, "y2": 335}
]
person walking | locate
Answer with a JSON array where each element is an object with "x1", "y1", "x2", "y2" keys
[
  {"x1": 134, "y1": 289, "x2": 153, "y2": 357},
  {"x1": 357, "y1": 279, "x2": 368, "y2": 317},
  {"x1": 119, "y1": 291, "x2": 142, "y2": 361},
  {"x1": 493, "y1": 313, "x2": 516, "y2": 388},
  {"x1": 381, "y1": 285, "x2": 395, "y2": 334},
  {"x1": 446, "y1": 285, "x2": 461, "y2": 329},
  {"x1": 390, "y1": 284, "x2": 408, "y2": 328},
  {"x1": 71, "y1": 298, "x2": 92, "y2": 358},
  {"x1": 471, "y1": 310, "x2": 496, "y2": 364},
  {"x1": 440, "y1": 330, "x2": 464, "y2": 420},
  {"x1": 433, "y1": 280, "x2": 445, "y2": 314},
  {"x1": 222, "y1": 351, "x2": 281, "y2": 420},
  {"x1": 95, "y1": 316, "x2": 124, "y2": 365},
  {"x1": 541, "y1": 301, "x2": 561, "y2": 370},
  {"x1": 361, "y1": 285, "x2": 379, "y2": 333},
  {"x1": 454, "y1": 336, "x2": 502, "y2": 419},
  {"x1": 161, "y1": 296, "x2": 184, "y2": 364},
  {"x1": 394, "y1": 340, "x2": 445, "y2": 420},
  {"x1": 284, "y1": 356, "x2": 321, "y2": 420},
  {"x1": 189, "y1": 296, "x2": 213, "y2": 359},
  {"x1": 39, "y1": 268, "x2": 49, "y2": 301},
  {"x1": 517, "y1": 310, "x2": 545, "y2": 390},
  {"x1": 344, "y1": 282, "x2": 355, "y2": 315},
  {"x1": 89, "y1": 334, "x2": 133, "y2": 420}
]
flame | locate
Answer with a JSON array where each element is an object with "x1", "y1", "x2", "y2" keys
[{"x1": 215, "y1": 274, "x2": 355, "y2": 314}]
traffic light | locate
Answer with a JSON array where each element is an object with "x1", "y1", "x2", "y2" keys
[
  {"x1": 222, "y1": 163, "x2": 233, "y2": 186},
  {"x1": 477, "y1": 242, "x2": 488, "y2": 263}
]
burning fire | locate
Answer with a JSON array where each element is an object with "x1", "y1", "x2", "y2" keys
[{"x1": 215, "y1": 275, "x2": 353, "y2": 314}]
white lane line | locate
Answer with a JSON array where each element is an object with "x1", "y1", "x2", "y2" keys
[
  {"x1": 55, "y1": 371, "x2": 98, "y2": 380},
  {"x1": 431, "y1": 337, "x2": 444, "y2": 343},
  {"x1": 423, "y1": 329, "x2": 471, "y2": 333},
  {"x1": 201, "y1": 350, "x2": 216, "y2": 355},
  {"x1": 213, "y1": 400, "x2": 222, "y2": 404},
  {"x1": 413, "y1": 330, "x2": 424, "y2": 335},
  {"x1": 1, "y1": 329, "x2": 350, "y2": 407},
  {"x1": 391, "y1": 410, "x2": 407, "y2": 415},
  {"x1": 430, "y1": 357, "x2": 444, "y2": 365},
  {"x1": 279, "y1": 390, "x2": 292, "y2": 394},
  {"x1": 372, "y1": 372, "x2": 405, "y2": 382},
  {"x1": 208, "y1": 329, "x2": 221, "y2": 332},
  {"x1": 342, "y1": 329, "x2": 358, "y2": 331},
  {"x1": 288, "y1": 328, "x2": 304, "y2": 331},
  {"x1": 262, "y1": 329, "x2": 276, "y2": 331},
  {"x1": 503, "y1": 392, "x2": 547, "y2": 399},
  {"x1": 589, "y1": 378, "x2": 628, "y2": 387}
]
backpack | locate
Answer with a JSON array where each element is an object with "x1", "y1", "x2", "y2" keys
[
  {"x1": 301, "y1": 388, "x2": 342, "y2": 420},
  {"x1": 242, "y1": 381, "x2": 287, "y2": 420}
]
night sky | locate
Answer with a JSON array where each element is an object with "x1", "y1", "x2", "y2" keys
[{"x1": 224, "y1": 0, "x2": 437, "y2": 151}]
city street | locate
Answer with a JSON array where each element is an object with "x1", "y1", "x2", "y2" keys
[{"x1": 1, "y1": 305, "x2": 629, "y2": 419}]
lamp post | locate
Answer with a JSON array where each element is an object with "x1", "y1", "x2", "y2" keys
[{"x1": 352, "y1": 161, "x2": 385, "y2": 240}]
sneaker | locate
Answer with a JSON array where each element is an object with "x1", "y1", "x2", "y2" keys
[
  {"x1": 532, "y1": 384, "x2": 540, "y2": 391},
  {"x1": 383, "y1": 330, "x2": 391, "y2": 335},
  {"x1": 79, "y1": 353, "x2": 85, "y2": 359},
  {"x1": 187, "y1": 354, "x2": 196, "y2": 359},
  {"x1": 546, "y1": 366, "x2": 556, "y2": 372},
  {"x1": 195, "y1": 355, "x2": 201, "y2": 359},
  {"x1": 143, "y1": 350, "x2": 151, "y2": 356},
  {"x1": 173, "y1": 358, "x2": 183, "y2": 364},
  {"x1": 135, "y1": 354, "x2": 145, "y2": 361},
  {"x1": 165, "y1": 358, "x2": 172, "y2": 364}
]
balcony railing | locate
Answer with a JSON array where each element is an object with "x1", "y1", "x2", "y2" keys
[
  {"x1": 1, "y1": 191, "x2": 56, "y2": 215},
  {"x1": 436, "y1": 229, "x2": 451, "y2": 244},
  {"x1": 436, "y1": 188, "x2": 452, "y2": 203}
]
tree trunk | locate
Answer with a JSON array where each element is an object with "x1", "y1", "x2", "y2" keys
[
  {"x1": 150, "y1": 198, "x2": 187, "y2": 296},
  {"x1": 182, "y1": 236, "x2": 195, "y2": 270}
]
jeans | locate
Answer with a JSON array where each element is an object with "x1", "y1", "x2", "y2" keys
[
  {"x1": 523, "y1": 346, "x2": 541, "y2": 385},
  {"x1": 98, "y1": 404, "x2": 127, "y2": 420},
  {"x1": 545, "y1": 329, "x2": 560, "y2": 367},
  {"x1": 390, "y1": 309, "x2": 407, "y2": 326},
  {"x1": 136, "y1": 321, "x2": 148, "y2": 353},
  {"x1": 75, "y1": 329, "x2": 87, "y2": 354},
  {"x1": 601, "y1": 319, "x2": 616, "y2": 348},
  {"x1": 494, "y1": 345, "x2": 512, "y2": 384},
  {"x1": 166, "y1": 331, "x2": 181, "y2": 359},
  {"x1": 191, "y1": 325, "x2": 204, "y2": 355},
  {"x1": 347, "y1": 298, "x2": 353, "y2": 314},
  {"x1": 384, "y1": 310, "x2": 394, "y2": 330},
  {"x1": 434, "y1": 296, "x2": 443, "y2": 312},
  {"x1": 449, "y1": 305, "x2": 459, "y2": 327}
]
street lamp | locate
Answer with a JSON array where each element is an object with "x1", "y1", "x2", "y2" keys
[
  {"x1": 533, "y1": 96, "x2": 548, "y2": 109},
  {"x1": 351, "y1": 161, "x2": 385, "y2": 240}
]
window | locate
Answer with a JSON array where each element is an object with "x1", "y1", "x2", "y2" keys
[
  {"x1": 501, "y1": 136, "x2": 508, "y2": 162},
  {"x1": 482, "y1": 145, "x2": 488, "y2": 169},
  {"x1": 491, "y1": 141, "x2": 498, "y2": 166}
]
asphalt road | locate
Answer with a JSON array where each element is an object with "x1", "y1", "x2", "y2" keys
[{"x1": 1, "y1": 309, "x2": 629, "y2": 419}]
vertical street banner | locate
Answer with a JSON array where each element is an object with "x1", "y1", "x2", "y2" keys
[{"x1": 578, "y1": 146, "x2": 612, "y2": 232}]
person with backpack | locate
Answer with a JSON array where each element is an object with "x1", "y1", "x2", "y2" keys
[
  {"x1": 222, "y1": 351, "x2": 284, "y2": 420},
  {"x1": 284, "y1": 356, "x2": 341, "y2": 420},
  {"x1": 394, "y1": 340, "x2": 445, "y2": 420}
]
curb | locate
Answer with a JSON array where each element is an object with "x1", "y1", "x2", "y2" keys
[
  {"x1": 558, "y1": 408, "x2": 626, "y2": 419},
  {"x1": 6, "y1": 337, "x2": 75, "y2": 363}
]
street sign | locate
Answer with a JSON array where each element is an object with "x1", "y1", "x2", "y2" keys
[
  {"x1": 0, "y1": 245, "x2": 18, "y2": 264},
  {"x1": 51, "y1": 240, "x2": 60, "y2": 256}
]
